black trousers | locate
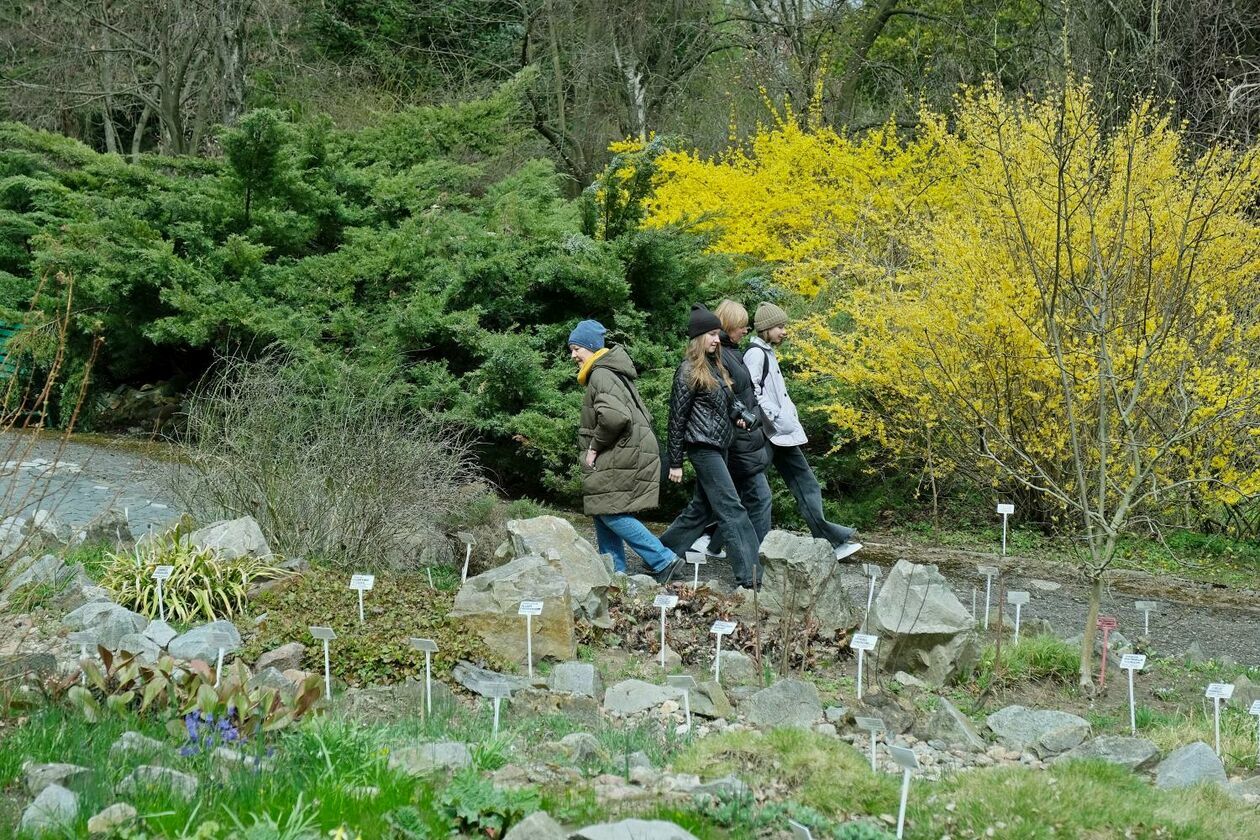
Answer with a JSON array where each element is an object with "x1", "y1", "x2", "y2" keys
[{"x1": 660, "y1": 444, "x2": 762, "y2": 587}]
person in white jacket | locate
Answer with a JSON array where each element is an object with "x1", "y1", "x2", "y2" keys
[{"x1": 745, "y1": 302, "x2": 859, "y2": 560}]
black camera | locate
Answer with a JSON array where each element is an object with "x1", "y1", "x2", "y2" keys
[{"x1": 734, "y1": 400, "x2": 762, "y2": 432}]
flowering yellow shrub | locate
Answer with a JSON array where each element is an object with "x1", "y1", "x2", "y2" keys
[{"x1": 645, "y1": 82, "x2": 1260, "y2": 526}]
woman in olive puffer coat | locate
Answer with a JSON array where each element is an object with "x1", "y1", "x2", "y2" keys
[{"x1": 570, "y1": 320, "x2": 684, "y2": 582}]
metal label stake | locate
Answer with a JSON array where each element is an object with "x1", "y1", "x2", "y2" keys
[
  {"x1": 710, "y1": 620, "x2": 736, "y2": 682},
  {"x1": 996, "y1": 502, "x2": 1014, "y2": 555},
  {"x1": 666, "y1": 674, "x2": 697, "y2": 732},
  {"x1": 1205, "y1": 683, "x2": 1235, "y2": 757},
  {"x1": 977, "y1": 565, "x2": 998, "y2": 629},
  {"x1": 851, "y1": 633, "x2": 878, "y2": 700},
  {"x1": 410, "y1": 638, "x2": 439, "y2": 716},
  {"x1": 1007, "y1": 591, "x2": 1030, "y2": 644},
  {"x1": 861, "y1": 563, "x2": 881, "y2": 629},
  {"x1": 349, "y1": 574, "x2": 375, "y2": 624},
  {"x1": 457, "y1": 532, "x2": 475, "y2": 583},
  {"x1": 152, "y1": 565, "x2": 173, "y2": 623},
  {"x1": 888, "y1": 745, "x2": 920, "y2": 839},
  {"x1": 1120, "y1": 654, "x2": 1146, "y2": 735},
  {"x1": 518, "y1": 600, "x2": 543, "y2": 677},
  {"x1": 654, "y1": 593, "x2": 678, "y2": 667},
  {"x1": 310, "y1": 626, "x2": 336, "y2": 699},
  {"x1": 856, "y1": 716, "x2": 886, "y2": 772}
]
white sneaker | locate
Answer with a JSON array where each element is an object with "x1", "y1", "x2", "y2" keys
[
  {"x1": 834, "y1": 541, "x2": 863, "y2": 561},
  {"x1": 690, "y1": 534, "x2": 711, "y2": 553}
]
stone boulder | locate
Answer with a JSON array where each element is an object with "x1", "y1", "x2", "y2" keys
[
  {"x1": 187, "y1": 516, "x2": 272, "y2": 560},
  {"x1": 387, "y1": 741, "x2": 472, "y2": 776},
  {"x1": 451, "y1": 661, "x2": 532, "y2": 698},
  {"x1": 917, "y1": 697, "x2": 986, "y2": 751},
  {"x1": 755, "y1": 530, "x2": 856, "y2": 635},
  {"x1": 1056, "y1": 736, "x2": 1160, "y2": 772},
  {"x1": 851, "y1": 690, "x2": 917, "y2": 735},
  {"x1": 87, "y1": 803, "x2": 138, "y2": 834},
  {"x1": 505, "y1": 516, "x2": 612, "y2": 627},
  {"x1": 504, "y1": 810, "x2": 566, "y2": 840},
  {"x1": 23, "y1": 510, "x2": 68, "y2": 545},
  {"x1": 62, "y1": 601, "x2": 148, "y2": 650},
  {"x1": 84, "y1": 508, "x2": 133, "y2": 547},
  {"x1": 20, "y1": 783, "x2": 78, "y2": 835},
  {"x1": 117, "y1": 765, "x2": 198, "y2": 800},
  {"x1": 142, "y1": 619, "x2": 178, "y2": 649},
  {"x1": 255, "y1": 642, "x2": 306, "y2": 673},
  {"x1": 0, "y1": 553, "x2": 64, "y2": 603},
  {"x1": 1155, "y1": 742, "x2": 1226, "y2": 789},
  {"x1": 716, "y1": 650, "x2": 758, "y2": 686},
  {"x1": 691, "y1": 680, "x2": 734, "y2": 719},
  {"x1": 23, "y1": 762, "x2": 91, "y2": 796},
  {"x1": 116, "y1": 633, "x2": 161, "y2": 664},
  {"x1": 1232, "y1": 674, "x2": 1260, "y2": 712},
  {"x1": 741, "y1": 678, "x2": 823, "y2": 729},
  {"x1": 547, "y1": 661, "x2": 603, "y2": 697},
  {"x1": 167, "y1": 620, "x2": 243, "y2": 663},
  {"x1": 573, "y1": 819, "x2": 700, "y2": 840},
  {"x1": 869, "y1": 559, "x2": 979, "y2": 685},
  {"x1": 986, "y1": 706, "x2": 1090, "y2": 757},
  {"x1": 603, "y1": 679, "x2": 684, "y2": 716},
  {"x1": 450, "y1": 556, "x2": 576, "y2": 663},
  {"x1": 108, "y1": 731, "x2": 172, "y2": 762}
]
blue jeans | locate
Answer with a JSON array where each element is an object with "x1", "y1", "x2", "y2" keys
[{"x1": 594, "y1": 514, "x2": 676, "y2": 574}]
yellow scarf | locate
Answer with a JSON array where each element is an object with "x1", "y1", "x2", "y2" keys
[{"x1": 577, "y1": 348, "x2": 609, "y2": 385}]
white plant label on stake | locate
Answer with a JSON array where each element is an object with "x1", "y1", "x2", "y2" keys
[
  {"x1": 457, "y1": 532, "x2": 475, "y2": 583},
  {"x1": 855, "y1": 716, "x2": 886, "y2": 772},
  {"x1": 1006, "y1": 591, "x2": 1030, "y2": 643},
  {"x1": 851, "y1": 633, "x2": 878, "y2": 700},
  {"x1": 861, "y1": 563, "x2": 881, "y2": 627},
  {"x1": 667, "y1": 674, "x2": 697, "y2": 731},
  {"x1": 710, "y1": 620, "x2": 736, "y2": 682},
  {"x1": 349, "y1": 574, "x2": 375, "y2": 624},
  {"x1": 654, "y1": 594, "x2": 679, "y2": 667},
  {"x1": 1249, "y1": 700, "x2": 1260, "y2": 762},
  {"x1": 686, "y1": 550, "x2": 706, "y2": 589},
  {"x1": 68, "y1": 631, "x2": 95, "y2": 685},
  {"x1": 996, "y1": 502, "x2": 1015, "y2": 556},
  {"x1": 977, "y1": 565, "x2": 998, "y2": 629},
  {"x1": 518, "y1": 600, "x2": 543, "y2": 678},
  {"x1": 310, "y1": 626, "x2": 336, "y2": 699},
  {"x1": 152, "y1": 565, "x2": 174, "y2": 623},
  {"x1": 410, "y1": 638, "x2": 439, "y2": 716},
  {"x1": 1205, "y1": 683, "x2": 1235, "y2": 757},
  {"x1": 485, "y1": 681, "x2": 512, "y2": 736},
  {"x1": 887, "y1": 745, "x2": 920, "y2": 839},
  {"x1": 788, "y1": 820, "x2": 814, "y2": 840},
  {"x1": 1134, "y1": 600, "x2": 1158, "y2": 635},
  {"x1": 1120, "y1": 654, "x2": 1147, "y2": 735},
  {"x1": 214, "y1": 646, "x2": 225, "y2": 688},
  {"x1": 426, "y1": 566, "x2": 434, "y2": 591},
  {"x1": 835, "y1": 541, "x2": 863, "y2": 560}
]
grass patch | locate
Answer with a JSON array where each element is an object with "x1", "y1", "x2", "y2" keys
[
  {"x1": 1138, "y1": 705, "x2": 1259, "y2": 774},
  {"x1": 972, "y1": 636, "x2": 1080, "y2": 693},
  {"x1": 673, "y1": 727, "x2": 1260, "y2": 838}
]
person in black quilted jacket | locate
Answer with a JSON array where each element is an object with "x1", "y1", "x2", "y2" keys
[{"x1": 657, "y1": 304, "x2": 763, "y2": 589}]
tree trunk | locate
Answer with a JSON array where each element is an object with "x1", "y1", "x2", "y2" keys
[
  {"x1": 1078, "y1": 572, "x2": 1104, "y2": 689},
  {"x1": 217, "y1": 0, "x2": 249, "y2": 127},
  {"x1": 130, "y1": 103, "x2": 152, "y2": 163}
]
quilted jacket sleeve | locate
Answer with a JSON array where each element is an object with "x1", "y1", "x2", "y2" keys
[{"x1": 666, "y1": 363, "x2": 694, "y2": 468}]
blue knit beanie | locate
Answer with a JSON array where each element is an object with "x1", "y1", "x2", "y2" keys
[{"x1": 567, "y1": 319, "x2": 607, "y2": 352}]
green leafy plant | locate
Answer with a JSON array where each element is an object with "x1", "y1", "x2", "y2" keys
[
  {"x1": 439, "y1": 768, "x2": 539, "y2": 838},
  {"x1": 99, "y1": 532, "x2": 287, "y2": 622}
]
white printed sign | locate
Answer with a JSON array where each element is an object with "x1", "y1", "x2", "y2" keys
[
  {"x1": 711, "y1": 620, "x2": 736, "y2": 635},
  {"x1": 1006, "y1": 591, "x2": 1030, "y2": 605},
  {"x1": 349, "y1": 574, "x2": 375, "y2": 591},
  {"x1": 861, "y1": 563, "x2": 881, "y2": 578},
  {"x1": 1206, "y1": 683, "x2": 1235, "y2": 700},
  {"x1": 888, "y1": 745, "x2": 920, "y2": 771},
  {"x1": 309, "y1": 626, "x2": 336, "y2": 641},
  {"x1": 152, "y1": 565, "x2": 174, "y2": 580},
  {"x1": 1120, "y1": 654, "x2": 1147, "y2": 670},
  {"x1": 518, "y1": 600, "x2": 544, "y2": 616},
  {"x1": 666, "y1": 674, "x2": 697, "y2": 690},
  {"x1": 851, "y1": 633, "x2": 878, "y2": 651},
  {"x1": 996, "y1": 503, "x2": 1015, "y2": 515},
  {"x1": 977, "y1": 565, "x2": 999, "y2": 577},
  {"x1": 410, "y1": 637, "x2": 439, "y2": 653},
  {"x1": 1250, "y1": 700, "x2": 1260, "y2": 716},
  {"x1": 1135, "y1": 600, "x2": 1157, "y2": 611},
  {"x1": 855, "y1": 716, "x2": 886, "y2": 732},
  {"x1": 654, "y1": 594, "x2": 679, "y2": 610}
]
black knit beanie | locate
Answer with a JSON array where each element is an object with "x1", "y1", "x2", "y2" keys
[{"x1": 688, "y1": 304, "x2": 722, "y2": 339}]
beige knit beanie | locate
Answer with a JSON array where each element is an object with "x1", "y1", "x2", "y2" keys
[{"x1": 753, "y1": 302, "x2": 789, "y2": 332}]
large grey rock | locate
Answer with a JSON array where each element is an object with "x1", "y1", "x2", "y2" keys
[
  {"x1": 504, "y1": 810, "x2": 566, "y2": 840},
  {"x1": 116, "y1": 633, "x2": 161, "y2": 664},
  {"x1": 387, "y1": 741, "x2": 472, "y2": 775},
  {"x1": 117, "y1": 765, "x2": 198, "y2": 800},
  {"x1": 187, "y1": 516, "x2": 272, "y2": 560},
  {"x1": 511, "y1": 687, "x2": 601, "y2": 728},
  {"x1": 255, "y1": 642, "x2": 305, "y2": 673},
  {"x1": 450, "y1": 556, "x2": 576, "y2": 663},
  {"x1": 853, "y1": 690, "x2": 917, "y2": 735},
  {"x1": 691, "y1": 680, "x2": 734, "y2": 719},
  {"x1": 558, "y1": 732, "x2": 608, "y2": 764},
  {"x1": 84, "y1": 508, "x2": 133, "y2": 547},
  {"x1": 1155, "y1": 742, "x2": 1226, "y2": 789},
  {"x1": 87, "y1": 803, "x2": 138, "y2": 834},
  {"x1": 1, "y1": 553, "x2": 64, "y2": 602},
  {"x1": 142, "y1": 619, "x2": 178, "y2": 649},
  {"x1": 451, "y1": 661, "x2": 532, "y2": 698},
  {"x1": 741, "y1": 678, "x2": 822, "y2": 729},
  {"x1": 62, "y1": 601, "x2": 148, "y2": 650},
  {"x1": 506, "y1": 516, "x2": 612, "y2": 627},
  {"x1": 108, "y1": 731, "x2": 172, "y2": 762},
  {"x1": 603, "y1": 679, "x2": 684, "y2": 716},
  {"x1": 24, "y1": 510, "x2": 68, "y2": 544},
  {"x1": 49, "y1": 568, "x2": 111, "y2": 612},
  {"x1": 23, "y1": 761, "x2": 90, "y2": 796},
  {"x1": 167, "y1": 620, "x2": 242, "y2": 663},
  {"x1": 548, "y1": 661, "x2": 603, "y2": 697},
  {"x1": 20, "y1": 783, "x2": 78, "y2": 835},
  {"x1": 869, "y1": 559, "x2": 979, "y2": 685},
  {"x1": 986, "y1": 706, "x2": 1090, "y2": 757},
  {"x1": 1232, "y1": 674, "x2": 1260, "y2": 711},
  {"x1": 0, "y1": 653, "x2": 57, "y2": 681},
  {"x1": 334, "y1": 680, "x2": 458, "y2": 726},
  {"x1": 573, "y1": 819, "x2": 700, "y2": 839},
  {"x1": 1226, "y1": 775, "x2": 1260, "y2": 802},
  {"x1": 248, "y1": 667, "x2": 296, "y2": 694},
  {"x1": 1057, "y1": 736, "x2": 1160, "y2": 772},
  {"x1": 756, "y1": 530, "x2": 856, "y2": 635},
  {"x1": 918, "y1": 697, "x2": 986, "y2": 751},
  {"x1": 716, "y1": 650, "x2": 758, "y2": 686}
]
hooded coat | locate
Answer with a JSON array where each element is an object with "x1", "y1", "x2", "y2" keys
[{"x1": 577, "y1": 345, "x2": 662, "y2": 516}]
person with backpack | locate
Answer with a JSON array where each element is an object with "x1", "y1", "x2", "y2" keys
[
  {"x1": 570, "y1": 319, "x2": 685, "y2": 583},
  {"x1": 657, "y1": 305, "x2": 763, "y2": 589},
  {"x1": 744, "y1": 302, "x2": 860, "y2": 560}
]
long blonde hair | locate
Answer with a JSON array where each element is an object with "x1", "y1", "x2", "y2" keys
[
  {"x1": 714, "y1": 299, "x2": 749, "y2": 335},
  {"x1": 684, "y1": 332, "x2": 731, "y2": 392}
]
